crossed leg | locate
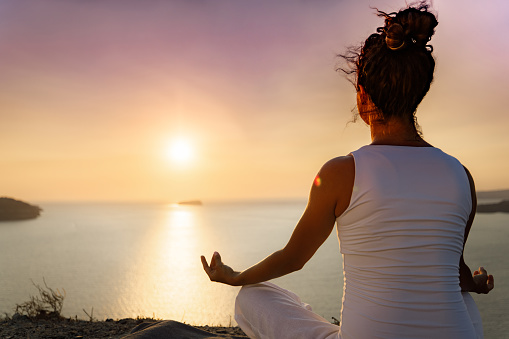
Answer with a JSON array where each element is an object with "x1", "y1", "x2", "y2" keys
[{"x1": 234, "y1": 282, "x2": 340, "y2": 339}]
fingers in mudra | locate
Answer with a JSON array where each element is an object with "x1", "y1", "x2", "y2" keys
[
  {"x1": 201, "y1": 252, "x2": 227, "y2": 282},
  {"x1": 473, "y1": 266, "x2": 494, "y2": 294},
  {"x1": 200, "y1": 253, "x2": 218, "y2": 279}
]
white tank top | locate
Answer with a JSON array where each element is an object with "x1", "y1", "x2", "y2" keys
[{"x1": 336, "y1": 145, "x2": 476, "y2": 339}]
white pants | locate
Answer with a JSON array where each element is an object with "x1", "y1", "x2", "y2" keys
[
  {"x1": 462, "y1": 292, "x2": 484, "y2": 339},
  {"x1": 235, "y1": 282, "x2": 340, "y2": 339},
  {"x1": 234, "y1": 282, "x2": 483, "y2": 339}
]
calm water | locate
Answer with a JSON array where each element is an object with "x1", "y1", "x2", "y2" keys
[{"x1": 0, "y1": 201, "x2": 506, "y2": 337}]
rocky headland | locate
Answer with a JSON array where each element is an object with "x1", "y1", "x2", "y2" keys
[
  {"x1": 0, "y1": 197, "x2": 42, "y2": 221},
  {"x1": 477, "y1": 200, "x2": 509, "y2": 213}
]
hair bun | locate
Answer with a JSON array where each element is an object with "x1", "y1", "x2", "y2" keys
[
  {"x1": 398, "y1": 9, "x2": 438, "y2": 45},
  {"x1": 379, "y1": 4, "x2": 438, "y2": 51},
  {"x1": 385, "y1": 23, "x2": 405, "y2": 50}
]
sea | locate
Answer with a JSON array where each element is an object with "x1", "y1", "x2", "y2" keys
[{"x1": 0, "y1": 200, "x2": 506, "y2": 338}]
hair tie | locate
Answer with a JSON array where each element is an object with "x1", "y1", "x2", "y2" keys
[
  {"x1": 386, "y1": 37, "x2": 405, "y2": 50},
  {"x1": 385, "y1": 23, "x2": 406, "y2": 51}
]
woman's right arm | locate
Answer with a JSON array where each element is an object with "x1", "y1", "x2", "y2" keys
[
  {"x1": 201, "y1": 156, "x2": 355, "y2": 286},
  {"x1": 459, "y1": 167, "x2": 494, "y2": 294}
]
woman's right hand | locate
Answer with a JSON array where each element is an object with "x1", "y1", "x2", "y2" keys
[
  {"x1": 201, "y1": 252, "x2": 240, "y2": 286},
  {"x1": 472, "y1": 267, "x2": 494, "y2": 294}
]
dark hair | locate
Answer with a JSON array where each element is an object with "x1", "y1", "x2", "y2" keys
[{"x1": 340, "y1": 2, "x2": 438, "y2": 130}]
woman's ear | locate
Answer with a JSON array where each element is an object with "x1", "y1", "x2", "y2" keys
[
  {"x1": 357, "y1": 85, "x2": 368, "y2": 104},
  {"x1": 357, "y1": 85, "x2": 383, "y2": 125},
  {"x1": 357, "y1": 85, "x2": 369, "y2": 114}
]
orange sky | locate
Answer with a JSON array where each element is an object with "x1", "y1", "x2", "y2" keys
[{"x1": 1, "y1": 0, "x2": 509, "y2": 203}]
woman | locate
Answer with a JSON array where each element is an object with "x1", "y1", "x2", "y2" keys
[{"x1": 201, "y1": 3, "x2": 494, "y2": 338}]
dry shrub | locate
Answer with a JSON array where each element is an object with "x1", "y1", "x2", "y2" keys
[{"x1": 15, "y1": 278, "x2": 66, "y2": 319}]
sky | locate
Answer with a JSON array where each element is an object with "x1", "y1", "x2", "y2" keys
[{"x1": 1, "y1": 0, "x2": 509, "y2": 203}]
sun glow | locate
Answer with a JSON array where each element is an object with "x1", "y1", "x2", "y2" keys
[{"x1": 167, "y1": 138, "x2": 194, "y2": 165}]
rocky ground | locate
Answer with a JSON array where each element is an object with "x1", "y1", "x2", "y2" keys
[{"x1": 0, "y1": 314, "x2": 247, "y2": 339}]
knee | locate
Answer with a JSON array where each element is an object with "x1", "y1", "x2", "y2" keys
[
  {"x1": 235, "y1": 283, "x2": 271, "y2": 316},
  {"x1": 235, "y1": 284, "x2": 257, "y2": 312}
]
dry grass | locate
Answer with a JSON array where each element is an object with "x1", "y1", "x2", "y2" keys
[{"x1": 14, "y1": 278, "x2": 65, "y2": 319}]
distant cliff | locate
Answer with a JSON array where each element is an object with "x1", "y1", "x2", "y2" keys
[
  {"x1": 477, "y1": 189, "x2": 509, "y2": 200},
  {"x1": 477, "y1": 200, "x2": 509, "y2": 213},
  {"x1": 0, "y1": 197, "x2": 42, "y2": 221}
]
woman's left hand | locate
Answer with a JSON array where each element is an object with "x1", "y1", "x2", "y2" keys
[
  {"x1": 472, "y1": 267, "x2": 495, "y2": 294},
  {"x1": 201, "y1": 252, "x2": 239, "y2": 286}
]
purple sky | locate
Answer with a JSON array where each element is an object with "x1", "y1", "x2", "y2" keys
[{"x1": 1, "y1": 0, "x2": 508, "y2": 202}]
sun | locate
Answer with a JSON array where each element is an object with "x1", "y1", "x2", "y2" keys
[{"x1": 167, "y1": 138, "x2": 194, "y2": 165}]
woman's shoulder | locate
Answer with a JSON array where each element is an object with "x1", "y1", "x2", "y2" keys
[
  {"x1": 317, "y1": 156, "x2": 355, "y2": 217},
  {"x1": 320, "y1": 155, "x2": 355, "y2": 176},
  {"x1": 317, "y1": 156, "x2": 355, "y2": 192}
]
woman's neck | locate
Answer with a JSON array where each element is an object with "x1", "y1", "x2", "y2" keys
[{"x1": 369, "y1": 118, "x2": 432, "y2": 147}]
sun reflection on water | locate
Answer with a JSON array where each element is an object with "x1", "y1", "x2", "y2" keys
[
  {"x1": 168, "y1": 206, "x2": 194, "y2": 228},
  {"x1": 118, "y1": 204, "x2": 239, "y2": 325}
]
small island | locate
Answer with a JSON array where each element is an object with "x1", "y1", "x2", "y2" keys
[
  {"x1": 0, "y1": 197, "x2": 42, "y2": 221},
  {"x1": 177, "y1": 200, "x2": 203, "y2": 206},
  {"x1": 477, "y1": 200, "x2": 509, "y2": 213}
]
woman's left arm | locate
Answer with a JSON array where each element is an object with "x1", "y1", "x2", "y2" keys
[
  {"x1": 201, "y1": 156, "x2": 354, "y2": 286},
  {"x1": 459, "y1": 166, "x2": 494, "y2": 294}
]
